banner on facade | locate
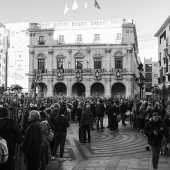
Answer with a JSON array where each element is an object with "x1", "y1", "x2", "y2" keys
[
  {"x1": 36, "y1": 70, "x2": 42, "y2": 81},
  {"x1": 115, "y1": 69, "x2": 122, "y2": 80},
  {"x1": 75, "y1": 69, "x2": 82, "y2": 81},
  {"x1": 94, "y1": 69, "x2": 101, "y2": 80},
  {"x1": 57, "y1": 69, "x2": 63, "y2": 80}
]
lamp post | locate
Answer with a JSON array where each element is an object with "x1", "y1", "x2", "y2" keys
[{"x1": 151, "y1": 86, "x2": 155, "y2": 106}]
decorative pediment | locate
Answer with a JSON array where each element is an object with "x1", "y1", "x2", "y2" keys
[
  {"x1": 37, "y1": 53, "x2": 46, "y2": 59},
  {"x1": 93, "y1": 53, "x2": 103, "y2": 58},
  {"x1": 114, "y1": 51, "x2": 124, "y2": 57},
  {"x1": 56, "y1": 53, "x2": 66, "y2": 58},
  {"x1": 74, "y1": 52, "x2": 84, "y2": 58}
]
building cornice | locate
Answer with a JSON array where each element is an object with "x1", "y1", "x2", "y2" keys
[{"x1": 154, "y1": 16, "x2": 170, "y2": 37}]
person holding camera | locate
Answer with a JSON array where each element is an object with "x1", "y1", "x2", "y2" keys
[{"x1": 144, "y1": 112, "x2": 170, "y2": 170}]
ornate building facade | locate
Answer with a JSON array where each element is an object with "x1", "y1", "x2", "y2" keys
[{"x1": 28, "y1": 19, "x2": 139, "y2": 98}]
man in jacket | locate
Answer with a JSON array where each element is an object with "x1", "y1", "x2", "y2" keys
[
  {"x1": 144, "y1": 112, "x2": 170, "y2": 170},
  {"x1": 95, "y1": 100, "x2": 105, "y2": 131},
  {"x1": 22, "y1": 110, "x2": 42, "y2": 170},
  {"x1": 119, "y1": 100, "x2": 127, "y2": 126},
  {"x1": 80, "y1": 104, "x2": 93, "y2": 143},
  {"x1": 0, "y1": 107, "x2": 23, "y2": 170}
]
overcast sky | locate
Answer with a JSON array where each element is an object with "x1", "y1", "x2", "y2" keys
[{"x1": 1, "y1": 0, "x2": 169, "y2": 60}]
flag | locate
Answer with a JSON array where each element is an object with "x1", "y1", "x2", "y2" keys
[
  {"x1": 94, "y1": 0, "x2": 100, "y2": 9},
  {"x1": 72, "y1": 0, "x2": 78, "y2": 11},
  {"x1": 85, "y1": 1, "x2": 87, "y2": 9},
  {"x1": 64, "y1": 3, "x2": 69, "y2": 15}
]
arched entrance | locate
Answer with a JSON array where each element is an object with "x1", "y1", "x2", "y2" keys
[
  {"x1": 72, "y1": 83, "x2": 85, "y2": 96},
  {"x1": 111, "y1": 82, "x2": 126, "y2": 98},
  {"x1": 36, "y1": 82, "x2": 47, "y2": 98},
  {"x1": 91, "y1": 83, "x2": 105, "y2": 96},
  {"x1": 54, "y1": 82, "x2": 67, "y2": 96}
]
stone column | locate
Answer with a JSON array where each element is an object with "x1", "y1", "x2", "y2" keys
[
  {"x1": 68, "y1": 49, "x2": 72, "y2": 69},
  {"x1": 105, "y1": 78, "x2": 111, "y2": 97},
  {"x1": 48, "y1": 79, "x2": 53, "y2": 96},
  {"x1": 105, "y1": 47, "x2": 111, "y2": 72},
  {"x1": 86, "y1": 46, "x2": 91, "y2": 69},
  {"x1": 29, "y1": 47, "x2": 34, "y2": 74},
  {"x1": 126, "y1": 79, "x2": 133, "y2": 98},
  {"x1": 67, "y1": 79, "x2": 72, "y2": 96},
  {"x1": 48, "y1": 47, "x2": 54, "y2": 73}
]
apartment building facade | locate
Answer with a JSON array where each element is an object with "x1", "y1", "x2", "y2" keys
[
  {"x1": 28, "y1": 19, "x2": 140, "y2": 98},
  {"x1": 0, "y1": 23, "x2": 9, "y2": 88},
  {"x1": 5, "y1": 22, "x2": 30, "y2": 92},
  {"x1": 155, "y1": 16, "x2": 170, "y2": 88}
]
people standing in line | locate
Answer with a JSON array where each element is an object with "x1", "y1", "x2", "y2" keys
[
  {"x1": 51, "y1": 107, "x2": 70, "y2": 162},
  {"x1": 144, "y1": 112, "x2": 170, "y2": 170},
  {"x1": 119, "y1": 100, "x2": 127, "y2": 126},
  {"x1": 80, "y1": 104, "x2": 93, "y2": 143},
  {"x1": 22, "y1": 110, "x2": 42, "y2": 170},
  {"x1": 95, "y1": 99, "x2": 105, "y2": 132},
  {"x1": 0, "y1": 107, "x2": 23, "y2": 170},
  {"x1": 107, "y1": 101, "x2": 118, "y2": 131}
]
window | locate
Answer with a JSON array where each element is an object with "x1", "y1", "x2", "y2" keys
[
  {"x1": 94, "y1": 34, "x2": 100, "y2": 42},
  {"x1": 115, "y1": 58, "x2": 123, "y2": 69},
  {"x1": 39, "y1": 36, "x2": 45, "y2": 45},
  {"x1": 75, "y1": 58, "x2": 83, "y2": 69},
  {"x1": 57, "y1": 59, "x2": 64, "y2": 69},
  {"x1": 154, "y1": 74, "x2": 158, "y2": 77},
  {"x1": 166, "y1": 37, "x2": 169, "y2": 47},
  {"x1": 116, "y1": 33, "x2": 122, "y2": 40},
  {"x1": 94, "y1": 58, "x2": 102, "y2": 69},
  {"x1": 38, "y1": 59, "x2": 45, "y2": 73},
  {"x1": 145, "y1": 64, "x2": 152, "y2": 72},
  {"x1": 145, "y1": 73, "x2": 152, "y2": 82},
  {"x1": 77, "y1": 34, "x2": 82, "y2": 43},
  {"x1": 59, "y1": 35, "x2": 64, "y2": 43}
]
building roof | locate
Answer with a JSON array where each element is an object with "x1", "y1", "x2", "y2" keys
[{"x1": 154, "y1": 16, "x2": 170, "y2": 37}]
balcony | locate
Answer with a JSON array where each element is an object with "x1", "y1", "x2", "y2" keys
[{"x1": 37, "y1": 40, "x2": 45, "y2": 45}]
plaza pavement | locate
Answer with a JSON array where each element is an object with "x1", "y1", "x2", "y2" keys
[{"x1": 47, "y1": 117, "x2": 170, "y2": 170}]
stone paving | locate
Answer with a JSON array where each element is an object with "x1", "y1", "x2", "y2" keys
[{"x1": 47, "y1": 117, "x2": 170, "y2": 170}]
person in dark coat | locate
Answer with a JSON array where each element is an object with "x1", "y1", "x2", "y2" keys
[
  {"x1": 119, "y1": 100, "x2": 127, "y2": 126},
  {"x1": 51, "y1": 107, "x2": 70, "y2": 162},
  {"x1": 80, "y1": 104, "x2": 93, "y2": 143},
  {"x1": 22, "y1": 110, "x2": 42, "y2": 170},
  {"x1": 95, "y1": 100, "x2": 105, "y2": 131},
  {"x1": 107, "y1": 101, "x2": 118, "y2": 131},
  {"x1": 144, "y1": 112, "x2": 170, "y2": 170},
  {"x1": 0, "y1": 107, "x2": 23, "y2": 170}
]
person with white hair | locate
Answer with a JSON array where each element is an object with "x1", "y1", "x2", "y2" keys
[{"x1": 22, "y1": 110, "x2": 42, "y2": 170}]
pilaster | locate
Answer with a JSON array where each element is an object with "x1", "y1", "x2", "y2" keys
[
  {"x1": 48, "y1": 47, "x2": 54, "y2": 73},
  {"x1": 29, "y1": 48, "x2": 35, "y2": 74},
  {"x1": 48, "y1": 79, "x2": 53, "y2": 96},
  {"x1": 105, "y1": 47, "x2": 111, "y2": 72}
]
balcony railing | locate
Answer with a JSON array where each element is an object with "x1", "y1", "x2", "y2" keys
[{"x1": 37, "y1": 40, "x2": 45, "y2": 45}]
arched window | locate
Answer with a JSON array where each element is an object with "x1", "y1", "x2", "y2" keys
[{"x1": 38, "y1": 59, "x2": 45, "y2": 73}]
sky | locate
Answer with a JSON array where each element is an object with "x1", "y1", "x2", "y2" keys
[{"x1": 1, "y1": 0, "x2": 170, "y2": 61}]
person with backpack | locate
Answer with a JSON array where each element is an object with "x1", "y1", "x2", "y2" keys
[
  {"x1": 51, "y1": 107, "x2": 70, "y2": 162},
  {"x1": 0, "y1": 107, "x2": 23, "y2": 170}
]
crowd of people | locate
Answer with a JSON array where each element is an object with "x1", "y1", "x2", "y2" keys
[{"x1": 0, "y1": 94, "x2": 170, "y2": 170}]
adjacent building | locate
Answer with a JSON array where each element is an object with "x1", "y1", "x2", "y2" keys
[
  {"x1": 5, "y1": 22, "x2": 30, "y2": 93},
  {"x1": 0, "y1": 23, "x2": 9, "y2": 88},
  {"x1": 143, "y1": 58, "x2": 159, "y2": 99},
  {"x1": 155, "y1": 16, "x2": 170, "y2": 88},
  {"x1": 28, "y1": 19, "x2": 140, "y2": 98}
]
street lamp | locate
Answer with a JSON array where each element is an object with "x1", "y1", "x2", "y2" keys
[
  {"x1": 151, "y1": 86, "x2": 155, "y2": 106},
  {"x1": 136, "y1": 63, "x2": 145, "y2": 100}
]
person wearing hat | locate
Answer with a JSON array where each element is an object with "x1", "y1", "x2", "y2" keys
[{"x1": 144, "y1": 112, "x2": 170, "y2": 170}]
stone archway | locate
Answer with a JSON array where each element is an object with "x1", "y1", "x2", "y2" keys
[
  {"x1": 36, "y1": 82, "x2": 47, "y2": 98},
  {"x1": 54, "y1": 82, "x2": 67, "y2": 96},
  {"x1": 111, "y1": 82, "x2": 126, "y2": 98},
  {"x1": 72, "y1": 83, "x2": 85, "y2": 96},
  {"x1": 91, "y1": 82, "x2": 105, "y2": 96}
]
